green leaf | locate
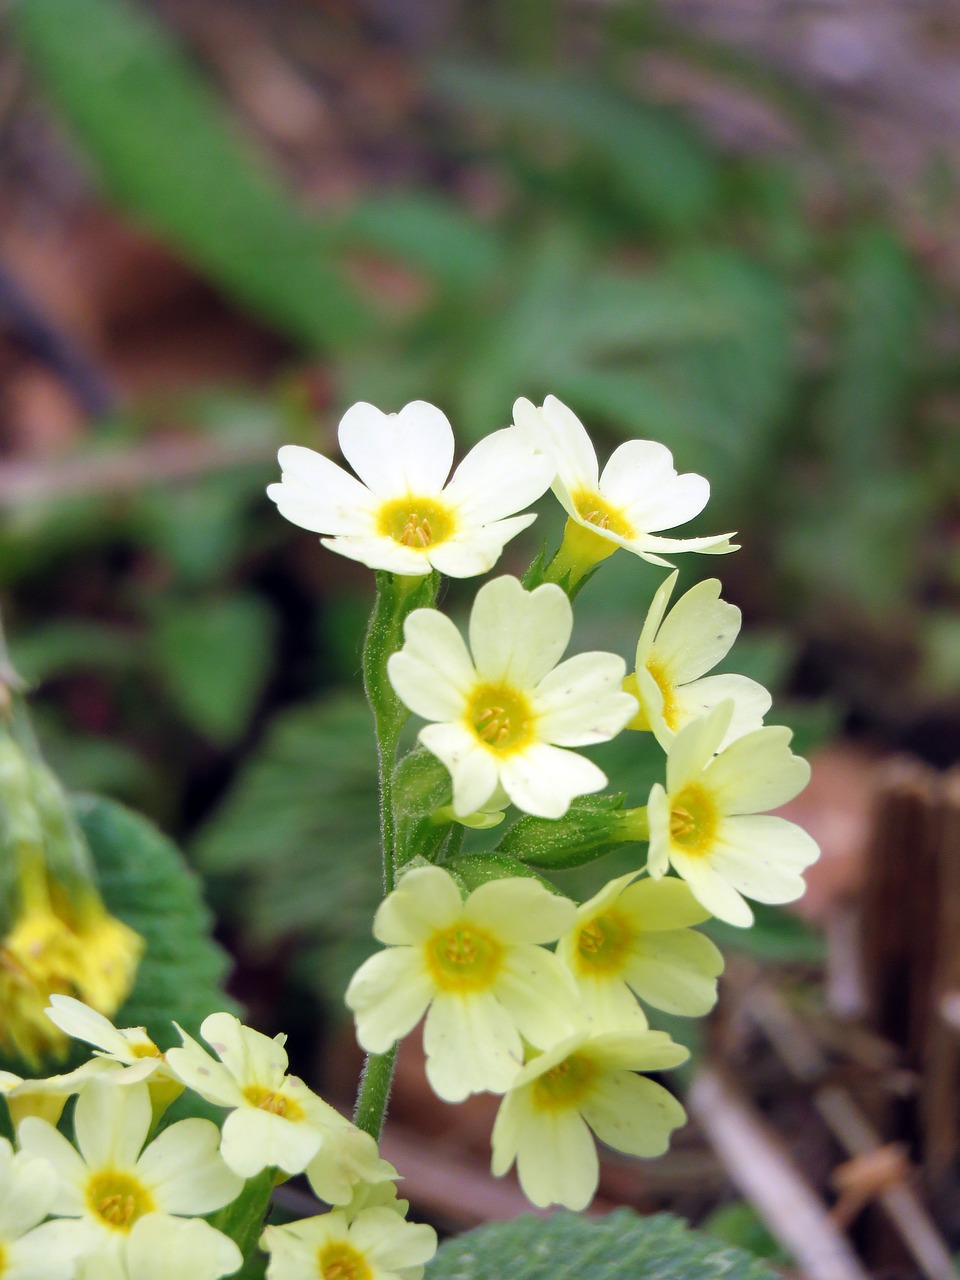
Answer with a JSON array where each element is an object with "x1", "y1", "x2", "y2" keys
[
  {"x1": 431, "y1": 63, "x2": 719, "y2": 234},
  {"x1": 75, "y1": 793, "x2": 235, "y2": 1046},
  {"x1": 427, "y1": 1210, "x2": 780, "y2": 1280},
  {"x1": 191, "y1": 696, "x2": 381, "y2": 1009},
  {"x1": 152, "y1": 593, "x2": 275, "y2": 745},
  {"x1": 10, "y1": 0, "x2": 367, "y2": 350}
]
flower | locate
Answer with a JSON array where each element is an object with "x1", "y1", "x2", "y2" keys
[
  {"x1": 0, "y1": 1060, "x2": 114, "y2": 1128},
  {"x1": 75, "y1": 1215, "x2": 242, "y2": 1280},
  {"x1": 0, "y1": 1136, "x2": 77, "y2": 1280},
  {"x1": 647, "y1": 701, "x2": 819, "y2": 927},
  {"x1": 387, "y1": 575, "x2": 637, "y2": 819},
  {"x1": 345, "y1": 866, "x2": 578, "y2": 1102},
  {"x1": 556, "y1": 872, "x2": 723, "y2": 1029},
  {"x1": 262, "y1": 1207, "x2": 437, "y2": 1280},
  {"x1": 267, "y1": 401, "x2": 553, "y2": 577},
  {"x1": 166, "y1": 1012, "x2": 368, "y2": 1181},
  {"x1": 17, "y1": 1079, "x2": 242, "y2": 1255},
  {"x1": 303, "y1": 1113, "x2": 398, "y2": 1209},
  {"x1": 511, "y1": 395, "x2": 735, "y2": 578},
  {"x1": 490, "y1": 1028, "x2": 688, "y2": 1210},
  {"x1": 625, "y1": 571, "x2": 771, "y2": 749},
  {"x1": 45, "y1": 996, "x2": 183, "y2": 1116}
]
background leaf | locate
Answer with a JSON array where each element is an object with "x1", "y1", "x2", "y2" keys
[
  {"x1": 427, "y1": 1210, "x2": 780, "y2": 1280},
  {"x1": 75, "y1": 793, "x2": 236, "y2": 1046}
]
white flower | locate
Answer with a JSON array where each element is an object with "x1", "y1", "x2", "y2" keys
[
  {"x1": 512, "y1": 395, "x2": 736, "y2": 571},
  {"x1": 0, "y1": 1136, "x2": 77, "y2": 1279},
  {"x1": 345, "y1": 866, "x2": 578, "y2": 1102},
  {"x1": 556, "y1": 872, "x2": 723, "y2": 1029},
  {"x1": 17, "y1": 1079, "x2": 242, "y2": 1256},
  {"x1": 491, "y1": 1028, "x2": 688, "y2": 1210},
  {"x1": 627, "y1": 571, "x2": 771, "y2": 749},
  {"x1": 267, "y1": 401, "x2": 553, "y2": 577},
  {"x1": 262, "y1": 1207, "x2": 437, "y2": 1280},
  {"x1": 647, "y1": 701, "x2": 819, "y2": 927},
  {"x1": 0, "y1": 1060, "x2": 114, "y2": 1129},
  {"x1": 387, "y1": 575, "x2": 637, "y2": 819},
  {"x1": 45, "y1": 996, "x2": 182, "y2": 1115},
  {"x1": 166, "y1": 1013, "x2": 352, "y2": 1179},
  {"x1": 75, "y1": 1216, "x2": 242, "y2": 1280},
  {"x1": 304, "y1": 1116, "x2": 399, "y2": 1208}
]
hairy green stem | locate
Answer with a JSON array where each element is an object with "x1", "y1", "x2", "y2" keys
[{"x1": 353, "y1": 1044, "x2": 398, "y2": 1143}]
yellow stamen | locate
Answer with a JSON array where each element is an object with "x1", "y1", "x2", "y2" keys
[
  {"x1": 575, "y1": 910, "x2": 633, "y2": 975},
  {"x1": 242, "y1": 1085, "x2": 305, "y2": 1121},
  {"x1": 426, "y1": 924, "x2": 502, "y2": 992},
  {"x1": 669, "y1": 783, "x2": 718, "y2": 856},
  {"x1": 318, "y1": 1242, "x2": 372, "y2": 1280},
  {"x1": 532, "y1": 1053, "x2": 597, "y2": 1110},
  {"x1": 376, "y1": 497, "x2": 454, "y2": 550},
  {"x1": 466, "y1": 683, "x2": 534, "y2": 755},
  {"x1": 86, "y1": 1171, "x2": 155, "y2": 1232}
]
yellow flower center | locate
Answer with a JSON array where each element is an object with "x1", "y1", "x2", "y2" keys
[
  {"x1": 376, "y1": 497, "x2": 454, "y2": 550},
  {"x1": 0, "y1": 1242, "x2": 6, "y2": 1277},
  {"x1": 531, "y1": 1053, "x2": 597, "y2": 1110},
  {"x1": 644, "y1": 656, "x2": 679, "y2": 730},
  {"x1": 575, "y1": 910, "x2": 633, "y2": 975},
  {"x1": 426, "y1": 924, "x2": 502, "y2": 992},
  {"x1": 570, "y1": 491, "x2": 635, "y2": 540},
  {"x1": 86, "y1": 1171, "x2": 155, "y2": 1232},
  {"x1": 669, "y1": 783, "x2": 718, "y2": 856},
  {"x1": 466, "y1": 683, "x2": 534, "y2": 754},
  {"x1": 242, "y1": 1085, "x2": 305, "y2": 1120},
  {"x1": 130, "y1": 1040, "x2": 162, "y2": 1059},
  {"x1": 318, "y1": 1241, "x2": 372, "y2": 1280}
]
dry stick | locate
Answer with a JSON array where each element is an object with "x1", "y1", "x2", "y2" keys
[
  {"x1": 687, "y1": 1067, "x2": 870, "y2": 1280},
  {"x1": 750, "y1": 987, "x2": 958, "y2": 1280},
  {"x1": 0, "y1": 436, "x2": 275, "y2": 508}
]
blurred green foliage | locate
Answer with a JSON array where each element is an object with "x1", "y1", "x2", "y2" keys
[{"x1": 3, "y1": 0, "x2": 958, "y2": 1024}]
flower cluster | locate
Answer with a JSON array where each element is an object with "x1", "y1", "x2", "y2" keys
[
  {"x1": 0, "y1": 998, "x2": 437, "y2": 1280},
  {"x1": 0, "y1": 738, "x2": 142, "y2": 1066},
  {"x1": 272, "y1": 394, "x2": 819, "y2": 1210}
]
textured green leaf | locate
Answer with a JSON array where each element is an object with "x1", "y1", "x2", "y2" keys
[
  {"x1": 427, "y1": 1210, "x2": 779, "y2": 1280},
  {"x1": 10, "y1": 0, "x2": 367, "y2": 350},
  {"x1": 75, "y1": 794, "x2": 235, "y2": 1047},
  {"x1": 152, "y1": 593, "x2": 275, "y2": 745}
]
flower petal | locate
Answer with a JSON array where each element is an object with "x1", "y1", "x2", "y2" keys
[
  {"x1": 624, "y1": 929, "x2": 723, "y2": 1016},
  {"x1": 351, "y1": 1208, "x2": 438, "y2": 1273},
  {"x1": 669, "y1": 850, "x2": 754, "y2": 927},
  {"x1": 137, "y1": 1118, "x2": 242, "y2": 1214},
  {"x1": 703, "y1": 726, "x2": 810, "y2": 814},
  {"x1": 670, "y1": 674, "x2": 771, "y2": 748},
  {"x1": 74, "y1": 1079, "x2": 151, "y2": 1170},
  {"x1": 634, "y1": 571, "x2": 677, "y2": 667},
  {"x1": 468, "y1": 577, "x2": 572, "y2": 688},
  {"x1": 513, "y1": 396, "x2": 598, "y2": 493},
  {"x1": 268, "y1": 446, "x2": 377, "y2": 535},
  {"x1": 514, "y1": 1107, "x2": 599, "y2": 1211},
  {"x1": 498, "y1": 743, "x2": 606, "y2": 819},
  {"x1": 219, "y1": 1107, "x2": 322, "y2": 1178},
  {"x1": 417, "y1": 721, "x2": 500, "y2": 817},
  {"x1": 125, "y1": 1216, "x2": 243, "y2": 1280},
  {"x1": 388, "y1": 610, "x2": 474, "y2": 722},
  {"x1": 665, "y1": 702, "x2": 731, "y2": 794},
  {"x1": 442, "y1": 428, "x2": 553, "y2": 523},
  {"x1": 493, "y1": 946, "x2": 579, "y2": 1047},
  {"x1": 581, "y1": 1073, "x2": 685, "y2": 1157},
  {"x1": 423, "y1": 992, "x2": 524, "y2": 1100},
  {"x1": 0, "y1": 1145, "x2": 56, "y2": 1237},
  {"x1": 426, "y1": 514, "x2": 536, "y2": 579},
  {"x1": 345, "y1": 948, "x2": 434, "y2": 1054},
  {"x1": 16, "y1": 1120, "x2": 87, "y2": 1214},
  {"x1": 200, "y1": 1013, "x2": 289, "y2": 1090},
  {"x1": 463, "y1": 879, "x2": 575, "y2": 944},
  {"x1": 373, "y1": 867, "x2": 464, "y2": 944},
  {"x1": 651, "y1": 578, "x2": 739, "y2": 683},
  {"x1": 338, "y1": 401, "x2": 454, "y2": 498},
  {"x1": 319, "y1": 534, "x2": 432, "y2": 576},
  {"x1": 601, "y1": 441, "x2": 709, "y2": 532},
  {"x1": 709, "y1": 815, "x2": 819, "y2": 904},
  {"x1": 534, "y1": 652, "x2": 634, "y2": 746}
]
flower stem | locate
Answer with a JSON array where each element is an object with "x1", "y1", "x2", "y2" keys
[{"x1": 354, "y1": 571, "x2": 437, "y2": 1140}]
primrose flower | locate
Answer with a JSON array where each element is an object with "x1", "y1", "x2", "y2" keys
[
  {"x1": 262, "y1": 1207, "x2": 438, "y2": 1280},
  {"x1": 304, "y1": 1116, "x2": 399, "y2": 1208},
  {"x1": 267, "y1": 400, "x2": 553, "y2": 577},
  {"x1": 491, "y1": 1028, "x2": 688, "y2": 1210},
  {"x1": 45, "y1": 996, "x2": 182, "y2": 1115},
  {"x1": 0, "y1": 1136, "x2": 77, "y2": 1280},
  {"x1": 556, "y1": 873, "x2": 723, "y2": 1029},
  {"x1": 166, "y1": 1012, "x2": 356, "y2": 1179},
  {"x1": 345, "y1": 866, "x2": 578, "y2": 1101},
  {"x1": 75, "y1": 1215, "x2": 242, "y2": 1280},
  {"x1": 647, "y1": 701, "x2": 819, "y2": 927},
  {"x1": 17, "y1": 1079, "x2": 242, "y2": 1256},
  {"x1": 626, "y1": 571, "x2": 771, "y2": 749},
  {"x1": 0, "y1": 1060, "x2": 114, "y2": 1128},
  {"x1": 511, "y1": 395, "x2": 735, "y2": 577},
  {"x1": 387, "y1": 575, "x2": 637, "y2": 819}
]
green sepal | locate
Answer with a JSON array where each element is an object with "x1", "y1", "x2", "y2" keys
[
  {"x1": 362, "y1": 571, "x2": 438, "y2": 756},
  {"x1": 392, "y1": 745, "x2": 452, "y2": 866},
  {"x1": 520, "y1": 540, "x2": 551, "y2": 590},
  {"x1": 495, "y1": 793, "x2": 638, "y2": 869},
  {"x1": 444, "y1": 852, "x2": 559, "y2": 895}
]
